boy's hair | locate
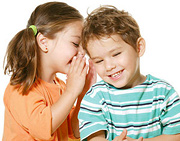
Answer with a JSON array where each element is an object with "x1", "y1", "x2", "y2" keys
[
  {"x1": 4, "y1": 2, "x2": 83, "y2": 95},
  {"x1": 81, "y1": 5, "x2": 141, "y2": 54}
]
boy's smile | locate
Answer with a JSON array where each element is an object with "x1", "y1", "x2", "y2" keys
[
  {"x1": 108, "y1": 69, "x2": 124, "y2": 81},
  {"x1": 87, "y1": 34, "x2": 146, "y2": 89}
]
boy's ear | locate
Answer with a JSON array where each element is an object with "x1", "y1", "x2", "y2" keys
[
  {"x1": 136, "y1": 37, "x2": 146, "y2": 57},
  {"x1": 36, "y1": 33, "x2": 48, "y2": 53}
]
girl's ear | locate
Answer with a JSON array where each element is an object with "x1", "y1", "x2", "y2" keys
[
  {"x1": 136, "y1": 37, "x2": 146, "y2": 57},
  {"x1": 36, "y1": 33, "x2": 48, "y2": 53}
]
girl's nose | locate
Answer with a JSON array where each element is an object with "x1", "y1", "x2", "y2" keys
[{"x1": 78, "y1": 45, "x2": 85, "y2": 56}]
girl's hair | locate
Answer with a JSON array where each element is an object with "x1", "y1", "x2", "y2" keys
[
  {"x1": 4, "y1": 2, "x2": 83, "y2": 95},
  {"x1": 81, "y1": 5, "x2": 141, "y2": 54}
]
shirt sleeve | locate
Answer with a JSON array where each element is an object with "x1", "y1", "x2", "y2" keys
[
  {"x1": 78, "y1": 89, "x2": 108, "y2": 141},
  {"x1": 10, "y1": 89, "x2": 54, "y2": 140},
  {"x1": 160, "y1": 86, "x2": 180, "y2": 135}
]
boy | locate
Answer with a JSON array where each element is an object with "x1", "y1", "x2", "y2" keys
[{"x1": 78, "y1": 5, "x2": 180, "y2": 141}]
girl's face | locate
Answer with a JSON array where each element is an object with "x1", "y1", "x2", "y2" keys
[
  {"x1": 87, "y1": 34, "x2": 144, "y2": 89},
  {"x1": 46, "y1": 21, "x2": 84, "y2": 74}
]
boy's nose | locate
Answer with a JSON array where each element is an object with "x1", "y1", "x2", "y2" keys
[{"x1": 105, "y1": 60, "x2": 116, "y2": 72}]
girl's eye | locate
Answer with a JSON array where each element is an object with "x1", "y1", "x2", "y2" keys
[
  {"x1": 113, "y1": 52, "x2": 121, "y2": 57},
  {"x1": 73, "y1": 42, "x2": 79, "y2": 47}
]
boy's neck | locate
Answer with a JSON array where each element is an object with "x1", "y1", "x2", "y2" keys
[{"x1": 121, "y1": 73, "x2": 146, "y2": 89}]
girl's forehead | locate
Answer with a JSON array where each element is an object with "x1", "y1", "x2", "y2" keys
[
  {"x1": 55, "y1": 21, "x2": 83, "y2": 38},
  {"x1": 64, "y1": 21, "x2": 83, "y2": 34}
]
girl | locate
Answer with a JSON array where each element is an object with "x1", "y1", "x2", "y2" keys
[{"x1": 3, "y1": 2, "x2": 96, "y2": 141}]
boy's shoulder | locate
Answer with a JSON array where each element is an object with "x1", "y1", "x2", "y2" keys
[
  {"x1": 85, "y1": 80, "x2": 112, "y2": 98},
  {"x1": 144, "y1": 74, "x2": 176, "y2": 97},
  {"x1": 92, "y1": 80, "x2": 108, "y2": 87},
  {"x1": 145, "y1": 74, "x2": 172, "y2": 87},
  {"x1": 88, "y1": 80, "x2": 113, "y2": 91}
]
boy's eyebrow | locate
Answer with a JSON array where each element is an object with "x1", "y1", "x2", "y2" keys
[
  {"x1": 109, "y1": 48, "x2": 122, "y2": 53},
  {"x1": 90, "y1": 56, "x2": 101, "y2": 60},
  {"x1": 90, "y1": 47, "x2": 122, "y2": 60}
]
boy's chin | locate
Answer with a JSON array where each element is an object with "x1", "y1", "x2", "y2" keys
[{"x1": 106, "y1": 79, "x2": 131, "y2": 89}]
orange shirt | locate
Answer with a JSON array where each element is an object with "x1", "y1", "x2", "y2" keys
[{"x1": 3, "y1": 77, "x2": 79, "y2": 141}]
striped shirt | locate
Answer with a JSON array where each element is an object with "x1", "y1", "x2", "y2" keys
[{"x1": 78, "y1": 74, "x2": 180, "y2": 141}]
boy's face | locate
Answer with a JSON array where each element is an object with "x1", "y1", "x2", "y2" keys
[{"x1": 87, "y1": 34, "x2": 143, "y2": 89}]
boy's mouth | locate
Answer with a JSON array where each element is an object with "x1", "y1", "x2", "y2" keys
[{"x1": 108, "y1": 69, "x2": 124, "y2": 79}]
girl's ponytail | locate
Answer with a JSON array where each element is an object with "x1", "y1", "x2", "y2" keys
[
  {"x1": 4, "y1": 2, "x2": 83, "y2": 95},
  {"x1": 4, "y1": 27, "x2": 38, "y2": 95}
]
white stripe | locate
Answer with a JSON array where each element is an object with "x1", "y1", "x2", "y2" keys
[
  {"x1": 81, "y1": 99, "x2": 102, "y2": 108},
  {"x1": 106, "y1": 116, "x2": 160, "y2": 126},
  {"x1": 110, "y1": 124, "x2": 161, "y2": 136},
  {"x1": 160, "y1": 92, "x2": 180, "y2": 111},
  {"x1": 90, "y1": 84, "x2": 172, "y2": 98},
  {"x1": 166, "y1": 101, "x2": 180, "y2": 112},
  {"x1": 104, "y1": 100, "x2": 162, "y2": 111},
  {"x1": 79, "y1": 121, "x2": 107, "y2": 132},
  {"x1": 167, "y1": 123, "x2": 180, "y2": 128},
  {"x1": 162, "y1": 112, "x2": 180, "y2": 124},
  {"x1": 109, "y1": 107, "x2": 152, "y2": 115},
  {"x1": 104, "y1": 95, "x2": 165, "y2": 106},
  {"x1": 79, "y1": 120, "x2": 90, "y2": 129},
  {"x1": 80, "y1": 109, "x2": 103, "y2": 115}
]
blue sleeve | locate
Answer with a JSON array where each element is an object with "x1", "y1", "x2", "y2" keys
[
  {"x1": 78, "y1": 90, "x2": 108, "y2": 140},
  {"x1": 160, "y1": 87, "x2": 180, "y2": 135}
]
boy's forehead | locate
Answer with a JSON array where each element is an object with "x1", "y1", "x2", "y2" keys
[
  {"x1": 87, "y1": 34, "x2": 122, "y2": 48},
  {"x1": 87, "y1": 35, "x2": 124, "y2": 57},
  {"x1": 88, "y1": 34, "x2": 121, "y2": 42}
]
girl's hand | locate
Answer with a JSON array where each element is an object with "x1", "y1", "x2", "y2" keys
[
  {"x1": 79, "y1": 59, "x2": 97, "y2": 99},
  {"x1": 65, "y1": 53, "x2": 88, "y2": 98}
]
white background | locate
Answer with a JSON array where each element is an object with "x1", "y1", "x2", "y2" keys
[{"x1": 0, "y1": 0, "x2": 180, "y2": 139}]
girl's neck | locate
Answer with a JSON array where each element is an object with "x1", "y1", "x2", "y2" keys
[
  {"x1": 39, "y1": 57, "x2": 56, "y2": 83},
  {"x1": 41, "y1": 76, "x2": 55, "y2": 84},
  {"x1": 40, "y1": 71, "x2": 56, "y2": 84}
]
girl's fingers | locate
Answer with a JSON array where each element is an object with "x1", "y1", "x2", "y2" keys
[
  {"x1": 87, "y1": 59, "x2": 96, "y2": 78},
  {"x1": 69, "y1": 54, "x2": 87, "y2": 76},
  {"x1": 77, "y1": 56, "x2": 86, "y2": 74},
  {"x1": 81, "y1": 63, "x2": 88, "y2": 77},
  {"x1": 68, "y1": 56, "x2": 76, "y2": 73},
  {"x1": 72, "y1": 54, "x2": 84, "y2": 73}
]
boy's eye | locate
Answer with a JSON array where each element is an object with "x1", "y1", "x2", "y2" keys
[
  {"x1": 113, "y1": 52, "x2": 121, "y2": 57},
  {"x1": 73, "y1": 42, "x2": 79, "y2": 47},
  {"x1": 95, "y1": 60, "x2": 103, "y2": 64}
]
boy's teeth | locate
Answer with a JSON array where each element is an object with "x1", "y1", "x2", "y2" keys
[{"x1": 111, "y1": 70, "x2": 122, "y2": 77}]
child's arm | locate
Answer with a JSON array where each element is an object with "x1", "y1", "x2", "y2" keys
[
  {"x1": 51, "y1": 55, "x2": 88, "y2": 134},
  {"x1": 87, "y1": 130, "x2": 108, "y2": 141},
  {"x1": 70, "y1": 59, "x2": 97, "y2": 138},
  {"x1": 126, "y1": 134, "x2": 180, "y2": 141},
  {"x1": 87, "y1": 130, "x2": 143, "y2": 141}
]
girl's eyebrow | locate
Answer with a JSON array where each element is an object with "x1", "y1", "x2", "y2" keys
[{"x1": 71, "y1": 35, "x2": 80, "y2": 38}]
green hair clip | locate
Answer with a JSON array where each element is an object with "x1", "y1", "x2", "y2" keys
[{"x1": 29, "y1": 25, "x2": 38, "y2": 36}]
